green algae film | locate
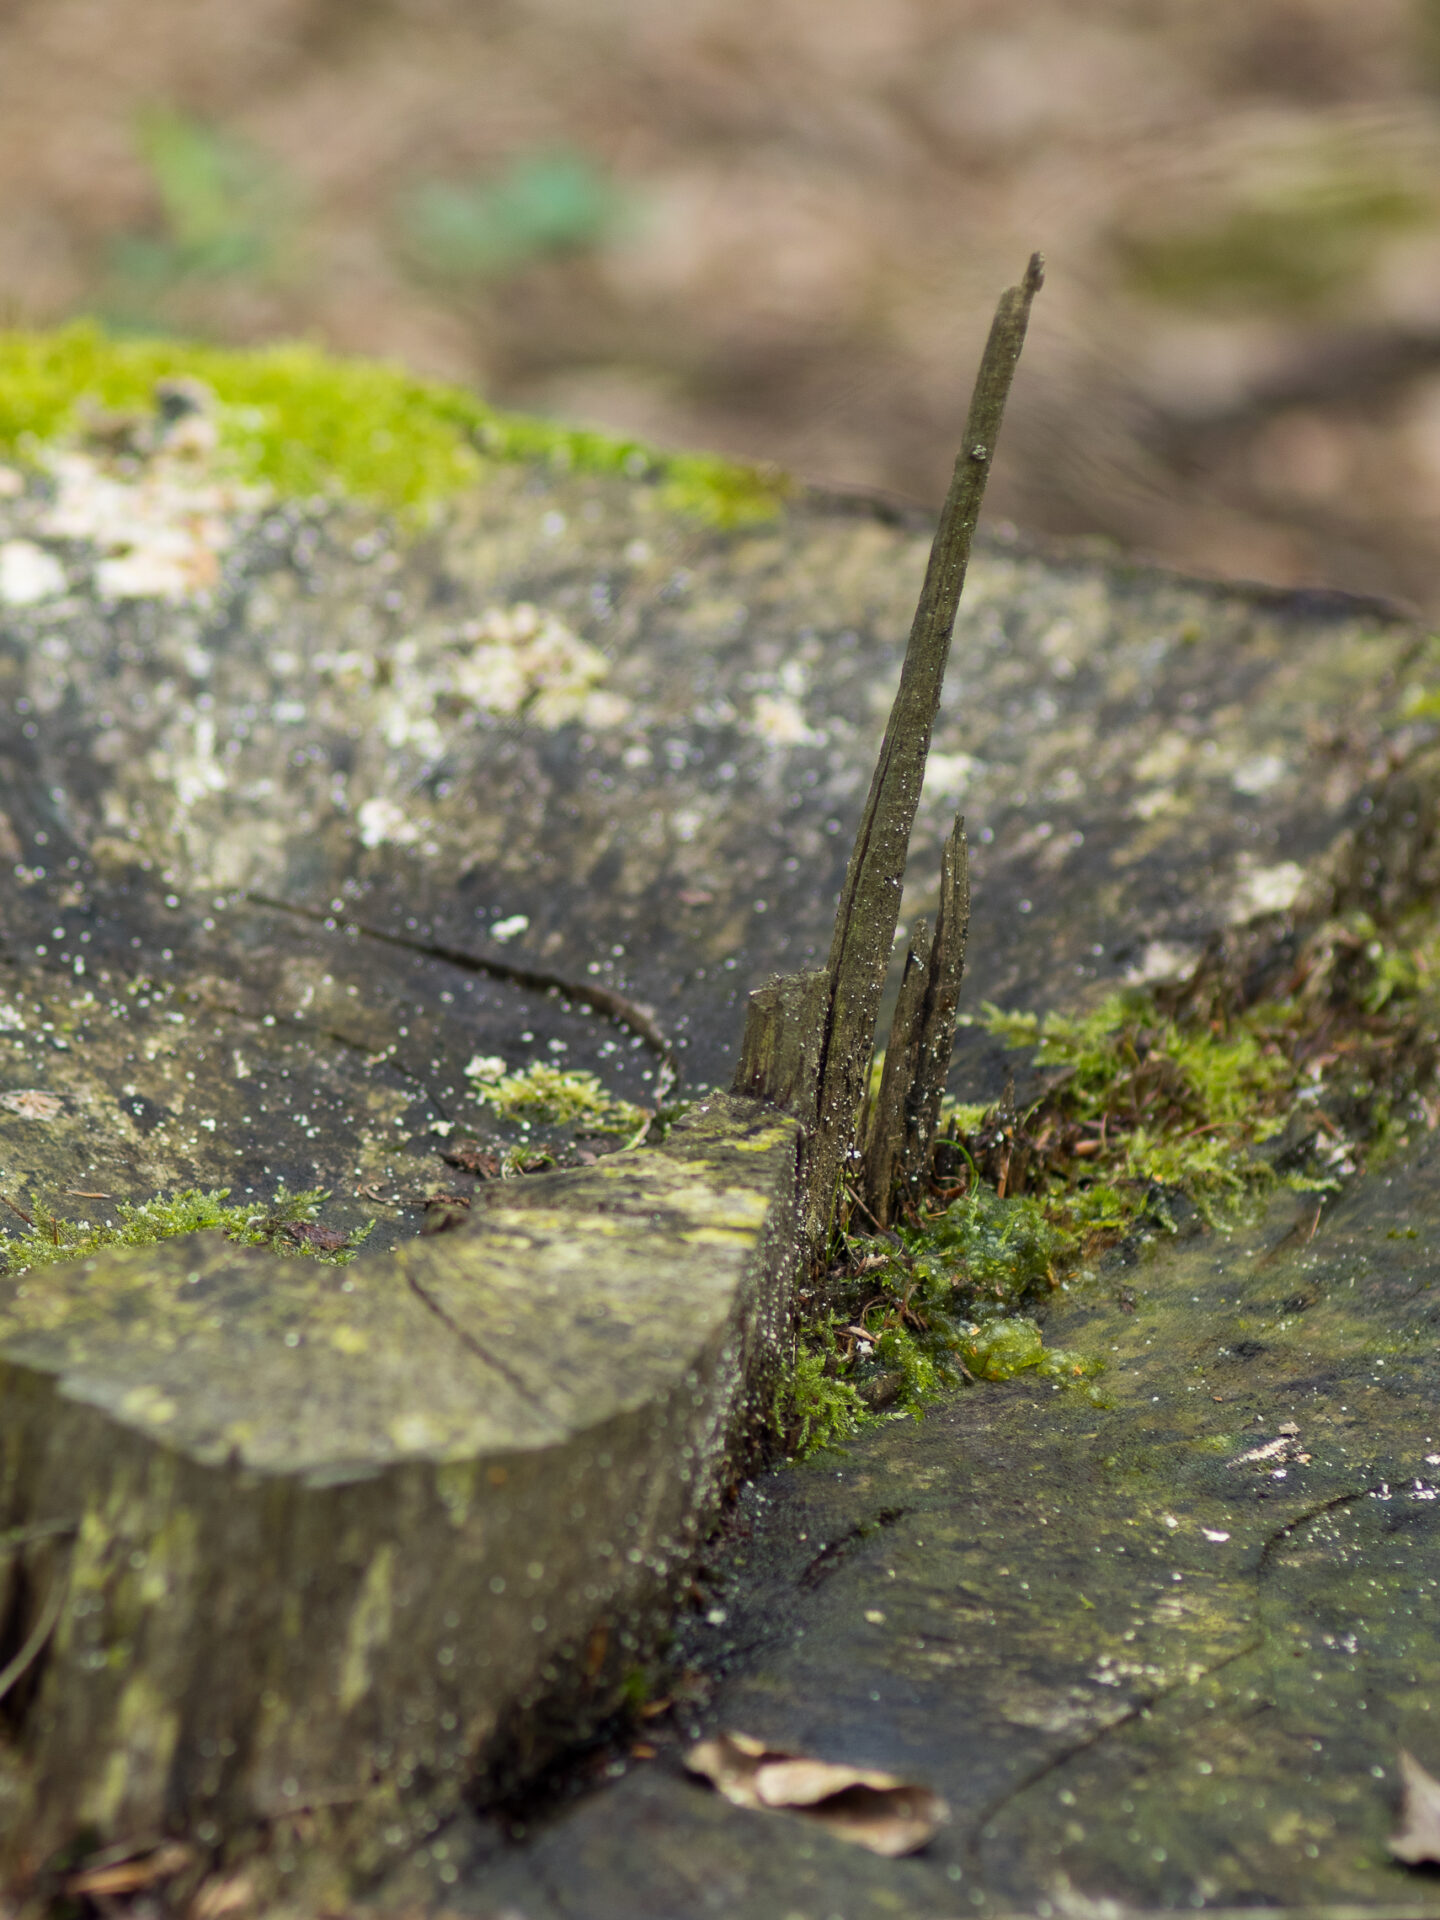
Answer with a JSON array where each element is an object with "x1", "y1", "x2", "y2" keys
[
  {"x1": 663, "y1": 1145, "x2": 1440, "y2": 1915},
  {"x1": 0, "y1": 323, "x2": 785, "y2": 523}
]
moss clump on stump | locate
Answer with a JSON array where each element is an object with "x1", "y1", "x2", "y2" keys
[{"x1": 0, "y1": 322, "x2": 786, "y2": 524}]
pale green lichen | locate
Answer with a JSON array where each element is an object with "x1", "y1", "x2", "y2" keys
[
  {"x1": 1, "y1": 1185, "x2": 370, "y2": 1275},
  {"x1": 464, "y1": 1056, "x2": 649, "y2": 1135},
  {"x1": 0, "y1": 323, "x2": 786, "y2": 525},
  {"x1": 974, "y1": 988, "x2": 1310, "y2": 1214}
]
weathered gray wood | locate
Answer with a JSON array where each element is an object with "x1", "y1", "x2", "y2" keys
[
  {"x1": 0, "y1": 1096, "x2": 799, "y2": 1883},
  {"x1": 453, "y1": 1150, "x2": 1440, "y2": 1918},
  {"x1": 731, "y1": 968, "x2": 830, "y2": 1131}
]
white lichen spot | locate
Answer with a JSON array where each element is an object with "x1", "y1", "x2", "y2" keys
[
  {"x1": 488, "y1": 914, "x2": 528, "y2": 943},
  {"x1": 0, "y1": 538, "x2": 67, "y2": 605},
  {"x1": 1227, "y1": 858, "x2": 1306, "y2": 921},
  {"x1": 387, "y1": 1412, "x2": 446, "y2": 1453},
  {"x1": 1130, "y1": 786, "x2": 1183, "y2": 821},
  {"x1": 1231, "y1": 753, "x2": 1287, "y2": 796},
  {"x1": 1043, "y1": 766, "x2": 1085, "y2": 803},
  {"x1": 923, "y1": 751, "x2": 978, "y2": 802},
  {"x1": 168, "y1": 716, "x2": 228, "y2": 808},
  {"x1": 0, "y1": 1089, "x2": 63, "y2": 1120},
  {"x1": 0, "y1": 1002, "x2": 24, "y2": 1032},
  {"x1": 356, "y1": 796, "x2": 420, "y2": 850},
  {"x1": 1124, "y1": 941, "x2": 1202, "y2": 986},
  {"x1": 1132, "y1": 731, "x2": 1192, "y2": 785},
  {"x1": 36, "y1": 419, "x2": 265, "y2": 602},
  {"x1": 449, "y1": 603, "x2": 630, "y2": 729},
  {"x1": 748, "y1": 692, "x2": 826, "y2": 748},
  {"x1": 672, "y1": 807, "x2": 703, "y2": 843}
]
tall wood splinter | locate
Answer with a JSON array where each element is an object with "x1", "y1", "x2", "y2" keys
[{"x1": 733, "y1": 253, "x2": 1042, "y2": 1258}]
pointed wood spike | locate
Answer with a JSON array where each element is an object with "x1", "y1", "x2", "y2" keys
[
  {"x1": 861, "y1": 917, "x2": 933, "y2": 1227},
  {"x1": 803, "y1": 259, "x2": 1042, "y2": 1253}
]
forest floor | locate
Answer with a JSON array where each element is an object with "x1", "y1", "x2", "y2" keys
[{"x1": 4, "y1": 0, "x2": 1440, "y2": 611}]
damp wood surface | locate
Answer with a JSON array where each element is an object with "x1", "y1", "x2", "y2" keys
[{"x1": 0, "y1": 366, "x2": 1438, "y2": 1901}]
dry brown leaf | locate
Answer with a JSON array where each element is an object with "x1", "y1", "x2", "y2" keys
[
  {"x1": 0, "y1": 1089, "x2": 63, "y2": 1121},
  {"x1": 65, "y1": 1841, "x2": 193, "y2": 1896},
  {"x1": 189, "y1": 1873, "x2": 255, "y2": 1920},
  {"x1": 685, "y1": 1731, "x2": 947, "y2": 1857},
  {"x1": 1390, "y1": 1748, "x2": 1440, "y2": 1865}
]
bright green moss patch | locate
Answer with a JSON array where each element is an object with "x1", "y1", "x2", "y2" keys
[
  {"x1": 0, "y1": 322, "x2": 786, "y2": 525},
  {"x1": 2, "y1": 1185, "x2": 371, "y2": 1276},
  {"x1": 972, "y1": 987, "x2": 1312, "y2": 1218},
  {"x1": 781, "y1": 1332, "x2": 872, "y2": 1457},
  {"x1": 909, "y1": 1185, "x2": 1067, "y2": 1298}
]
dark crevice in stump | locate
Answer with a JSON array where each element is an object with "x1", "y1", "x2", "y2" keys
[{"x1": 861, "y1": 814, "x2": 971, "y2": 1227}]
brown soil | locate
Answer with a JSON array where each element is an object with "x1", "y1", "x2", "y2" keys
[{"x1": 3, "y1": 0, "x2": 1440, "y2": 611}]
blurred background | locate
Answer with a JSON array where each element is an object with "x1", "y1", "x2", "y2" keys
[{"x1": 3, "y1": 0, "x2": 1440, "y2": 611}]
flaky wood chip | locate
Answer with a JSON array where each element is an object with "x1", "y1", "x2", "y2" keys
[
  {"x1": 1390, "y1": 1748, "x2": 1440, "y2": 1865},
  {"x1": 685, "y1": 1731, "x2": 947, "y2": 1857}
]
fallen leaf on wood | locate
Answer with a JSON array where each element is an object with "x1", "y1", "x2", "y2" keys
[
  {"x1": 441, "y1": 1141, "x2": 502, "y2": 1178},
  {"x1": 421, "y1": 1193, "x2": 474, "y2": 1235},
  {"x1": 190, "y1": 1872, "x2": 254, "y2": 1920},
  {"x1": 685, "y1": 1731, "x2": 947, "y2": 1856},
  {"x1": 0, "y1": 1089, "x2": 63, "y2": 1120},
  {"x1": 279, "y1": 1221, "x2": 352, "y2": 1253},
  {"x1": 1390, "y1": 1748, "x2": 1440, "y2": 1864}
]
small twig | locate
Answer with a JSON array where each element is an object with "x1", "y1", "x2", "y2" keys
[
  {"x1": 249, "y1": 891, "x2": 677, "y2": 1100},
  {"x1": 0, "y1": 1189, "x2": 33, "y2": 1228},
  {"x1": 0, "y1": 1561, "x2": 69, "y2": 1705},
  {"x1": 843, "y1": 1181, "x2": 886, "y2": 1234},
  {"x1": 0, "y1": 1518, "x2": 78, "y2": 1559}
]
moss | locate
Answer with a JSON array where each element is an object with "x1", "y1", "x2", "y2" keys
[
  {"x1": 1118, "y1": 165, "x2": 1430, "y2": 313},
  {"x1": 780, "y1": 1334, "x2": 871, "y2": 1457},
  {"x1": 464, "y1": 1056, "x2": 650, "y2": 1135},
  {"x1": 814, "y1": 912, "x2": 1440, "y2": 1421},
  {"x1": 906, "y1": 1185, "x2": 1067, "y2": 1300},
  {"x1": 1, "y1": 1185, "x2": 370, "y2": 1275},
  {"x1": 0, "y1": 321, "x2": 786, "y2": 525},
  {"x1": 972, "y1": 988, "x2": 1312, "y2": 1217},
  {"x1": 958, "y1": 1316, "x2": 1097, "y2": 1384}
]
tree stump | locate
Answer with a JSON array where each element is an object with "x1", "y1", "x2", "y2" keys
[{"x1": 0, "y1": 338, "x2": 1426, "y2": 1894}]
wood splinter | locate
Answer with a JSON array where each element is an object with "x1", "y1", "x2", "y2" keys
[
  {"x1": 732, "y1": 252, "x2": 1042, "y2": 1258},
  {"x1": 860, "y1": 813, "x2": 971, "y2": 1227}
]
